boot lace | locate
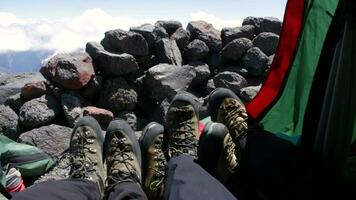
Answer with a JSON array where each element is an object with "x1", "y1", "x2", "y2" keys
[
  {"x1": 149, "y1": 136, "x2": 166, "y2": 192},
  {"x1": 221, "y1": 99, "x2": 248, "y2": 142}
]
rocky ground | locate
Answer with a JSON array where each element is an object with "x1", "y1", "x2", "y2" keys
[{"x1": 0, "y1": 16, "x2": 281, "y2": 183}]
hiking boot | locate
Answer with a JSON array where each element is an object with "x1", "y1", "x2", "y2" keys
[
  {"x1": 104, "y1": 119, "x2": 142, "y2": 190},
  {"x1": 69, "y1": 116, "x2": 105, "y2": 196},
  {"x1": 164, "y1": 92, "x2": 200, "y2": 159},
  {"x1": 209, "y1": 88, "x2": 248, "y2": 144},
  {"x1": 198, "y1": 122, "x2": 237, "y2": 184},
  {"x1": 140, "y1": 122, "x2": 166, "y2": 200}
]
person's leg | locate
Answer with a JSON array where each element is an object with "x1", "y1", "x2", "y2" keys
[
  {"x1": 104, "y1": 119, "x2": 148, "y2": 200},
  {"x1": 11, "y1": 179, "x2": 100, "y2": 200},
  {"x1": 163, "y1": 92, "x2": 237, "y2": 200}
]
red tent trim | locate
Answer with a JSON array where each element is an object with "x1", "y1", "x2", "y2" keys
[{"x1": 246, "y1": 0, "x2": 306, "y2": 120}]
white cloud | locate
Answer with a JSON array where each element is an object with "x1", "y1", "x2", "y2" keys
[{"x1": 0, "y1": 9, "x2": 243, "y2": 53}]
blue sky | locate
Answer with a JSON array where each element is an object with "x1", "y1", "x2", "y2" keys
[{"x1": 0, "y1": 0, "x2": 287, "y2": 52}]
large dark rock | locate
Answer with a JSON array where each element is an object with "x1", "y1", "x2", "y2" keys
[
  {"x1": 79, "y1": 75, "x2": 103, "y2": 102},
  {"x1": 171, "y1": 27, "x2": 190, "y2": 51},
  {"x1": 101, "y1": 29, "x2": 149, "y2": 56},
  {"x1": 217, "y1": 66, "x2": 248, "y2": 77},
  {"x1": 187, "y1": 21, "x2": 222, "y2": 53},
  {"x1": 0, "y1": 105, "x2": 19, "y2": 140},
  {"x1": 260, "y1": 17, "x2": 282, "y2": 35},
  {"x1": 144, "y1": 64, "x2": 196, "y2": 101},
  {"x1": 40, "y1": 53, "x2": 95, "y2": 90},
  {"x1": 21, "y1": 81, "x2": 48, "y2": 100},
  {"x1": 156, "y1": 38, "x2": 182, "y2": 65},
  {"x1": 253, "y1": 32, "x2": 279, "y2": 56},
  {"x1": 205, "y1": 79, "x2": 216, "y2": 95},
  {"x1": 184, "y1": 39, "x2": 209, "y2": 61},
  {"x1": 213, "y1": 72, "x2": 247, "y2": 94},
  {"x1": 4, "y1": 93, "x2": 26, "y2": 114},
  {"x1": 241, "y1": 47, "x2": 268, "y2": 76},
  {"x1": 19, "y1": 95, "x2": 61, "y2": 128},
  {"x1": 221, "y1": 38, "x2": 253, "y2": 61},
  {"x1": 155, "y1": 20, "x2": 182, "y2": 35},
  {"x1": 130, "y1": 24, "x2": 156, "y2": 53},
  {"x1": 242, "y1": 16, "x2": 263, "y2": 33},
  {"x1": 0, "y1": 73, "x2": 45, "y2": 104},
  {"x1": 239, "y1": 85, "x2": 261, "y2": 102},
  {"x1": 189, "y1": 62, "x2": 211, "y2": 86},
  {"x1": 221, "y1": 25, "x2": 255, "y2": 46},
  {"x1": 86, "y1": 42, "x2": 139, "y2": 76},
  {"x1": 136, "y1": 55, "x2": 158, "y2": 70},
  {"x1": 61, "y1": 92, "x2": 83, "y2": 127},
  {"x1": 117, "y1": 111, "x2": 138, "y2": 131},
  {"x1": 150, "y1": 98, "x2": 170, "y2": 124},
  {"x1": 153, "y1": 26, "x2": 169, "y2": 41},
  {"x1": 99, "y1": 78, "x2": 137, "y2": 114},
  {"x1": 18, "y1": 124, "x2": 72, "y2": 158}
]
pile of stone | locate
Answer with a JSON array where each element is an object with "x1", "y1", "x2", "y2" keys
[{"x1": 0, "y1": 16, "x2": 281, "y2": 181}]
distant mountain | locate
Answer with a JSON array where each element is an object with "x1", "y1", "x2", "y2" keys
[{"x1": 0, "y1": 50, "x2": 54, "y2": 74}]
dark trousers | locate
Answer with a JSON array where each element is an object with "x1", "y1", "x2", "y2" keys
[{"x1": 11, "y1": 155, "x2": 236, "y2": 200}]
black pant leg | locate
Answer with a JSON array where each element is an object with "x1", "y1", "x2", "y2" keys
[
  {"x1": 107, "y1": 182, "x2": 147, "y2": 200},
  {"x1": 164, "y1": 155, "x2": 237, "y2": 200},
  {"x1": 11, "y1": 179, "x2": 100, "y2": 200}
]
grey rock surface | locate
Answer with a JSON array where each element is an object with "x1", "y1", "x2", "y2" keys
[
  {"x1": 117, "y1": 111, "x2": 138, "y2": 131},
  {"x1": 221, "y1": 25, "x2": 255, "y2": 46},
  {"x1": 0, "y1": 105, "x2": 19, "y2": 140},
  {"x1": 253, "y1": 32, "x2": 279, "y2": 56},
  {"x1": 156, "y1": 38, "x2": 182, "y2": 65},
  {"x1": 130, "y1": 24, "x2": 156, "y2": 53},
  {"x1": 222, "y1": 38, "x2": 253, "y2": 61},
  {"x1": 213, "y1": 71, "x2": 248, "y2": 94},
  {"x1": 239, "y1": 85, "x2": 261, "y2": 102},
  {"x1": 155, "y1": 20, "x2": 183, "y2": 35},
  {"x1": 4, "y1": 93, "x2": 26, "y2": 114},
  {"x1": 241, "y1": 47, "x2": 268, "y2": 76},
  {"x1": 242, "y1": 16, "x2": 263, "y2": 33},
  {"x1": 184, "y1": 39, "x2": 209, "y2": 61},
  {"x1": 259, "y1": 17, "x2": 282, "y2": 35},
  {"x1": 61, "y1": 92, "x2": 83, "y2": 127},
  {"x1": 189, "y1": 62, "x2": 211, "y2": 86},
  {"x1": 171, "y1": 27, "x2": 191, "y2": 51},
  {"x1": 187, "y1": 21, "x2": 222, "y2": 53}
]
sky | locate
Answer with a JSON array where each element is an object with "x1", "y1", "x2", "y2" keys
[{"x1": 0, "y1": 0, "x2": 287, "y2": 53}]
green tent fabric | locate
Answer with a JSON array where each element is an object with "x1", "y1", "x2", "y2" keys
[{"x1": 259, "y1": 0, "x2": 339, "y2": 136}]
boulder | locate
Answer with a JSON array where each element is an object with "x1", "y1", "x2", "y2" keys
[
  {"x1": 21, "y1": 81, "x2": 48, "y2": 100},
  {"x1": 213, "y1": 72, "x2": 247, "y2": 94},
  {"x1": 156, "y1": 38, "x2": 182, "y2": 65},
  {"x1": 153, "y1": 26, "x2": 169, "y2": 41},
  {"x1": 171, "y1": 27, "x2": 191, "y2": 51},
  {"x1": 144, "y1": 64, "x2": 196, "y2": 101},
  {"x1": 253, "y1": 32, "x2": 279, "y2": 56},
  {"x1": 79, "y1": 75, "x2": 103, "y2": 102},
  {"x1": 40, "y1": 53, "x2": 95, "y2": 90},
  {"x1": 184, "y1": 39, "x2": 209, "y2": 61},
  {"x1": 86, "y1": 42, "x2": 139, "y2": 76},
  {"x1": 222, "y1": 38, "x2": 253, "y2": 61},
  {"x1": 117, "y1": 111, "x2": 138, "y2": 131},
  {"x1": 4, "y1": 93, "x2": 26, "y2": 114},
  {"x1": 239, "y1": 85, "x2": 261, "y2": 102},
  {"x1": 242, "y1": 16, "x2": 263, "y2": 33},
  {"x1": 267, "y1": 54, "x2": 275, "y2": 68},
  {"x1": 221, "y1": 25, "x2": 255, "y2": 46},
  {"x1": 130, "y1": 24, "x2": 156, "y2": 53},
  {"x1": 0, "y1": 105, "x2": 19, "y2": 140},
  {"x1": 136, "y1": 55, "x2": 158, "y2": 70},
  {"x1": 19, "y1": 95, "x2": 61, "y2": 128},
  {"x1": 101, "y1": 29, "x2": 149, "y2": 56},
  {"x1": 189, "y1": 62, "x2": 211, "y2": 86},
  {"x1": 187, "y1": 21, "x2": 222, "y2": 53},
  {"x1": 205, "y1": 79, "x2": 216, "y2": 95},
  {"x1": 155, "y1": 20, "x2": 182, "y2": 35},
  {"x1": 241, "y1": 47, "x2": 268, "y2": 76},
  {"x1": 99, "y1": 78, "x2": 137, "y2": 114},
  {"x1": 260, "y1": 17, "x2": 282, "y2": 35},
  {"x1": 83, "y1": 106, "x2": 113, "y2": 126},
  {"x1": 18, "y1": 124, "x2": 72, "y2": 158},
  {"x1": 61, "y1": 92, "x2": 83, "y2": 127}
]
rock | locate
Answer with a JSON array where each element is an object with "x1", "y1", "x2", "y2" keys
[
  {"x1": 61, "y1": 92, "x2": 83, "y2": 127},
  {"x1": 99, "y1": 78, "x2": 137, "y2": 114},
  {"x1": 260, "y1": 17, "x2": 282, "y2": 35},
  {"x1": 189, "y1": 62, "x2": 211, "y2": 86},
  {"x1": 213, "y1": 72, "x2": 247, "y2": 94},
  {"x1": 241, "y1": 47, "x2": 268, "y2": 76},
  {"x1": 267, "y1": 54, "x2": 275, "y2": 67},
  {"x1": 19, "y1": 95, "x2": 61, "y2": 128},
  {"x1": 221, "y1": 25, "x2": 255, "y2": 46},
  {"x1": 0, "y1": 105, "x2": 19, "y2": 140},
  {"x1": 205, "y1": 79, "x2": 216, "y2": 95},
  {"x1": 205, "y1": 52, "x2": 222, "y2": 73},
  {"x1": 221, "y1": 38, "x2": 253, "y2": 61},
  {"x1": 253, "y1": 32, "x2": 279, "y2": 56},
  {"x1": 155, "y1": 20, "x2": 182, "y2": 35},
  {"x1": 150, "y1": 98, "x2": 170, "y2": 124},
  {"x1": 83, "y1": 106, "x2": 113, "y2": 126},
  {"x1": 144, "y1": 64, "x2": 196, "y2": 101},
  {"x1": 171, "y1": 27, "x2": 191, "y2": 51},
  {"x1": 21, "y1": 81, "x2": 48, "y2": 100},
  {"x1": 156, "y1": 38, "x2": 182, "y2": 65},
  {"x1": 130, "y1": 24, "x2": 156, "y2": 53},
  {"x1": 136, "y1": 55, "x2": 158, "y2": 70},
  {"x1": 187, "y1": 21, "x2": 222, "y2": 53},
  {"x1": 153, "y1": 26, "x2": 169, "y2": 41},
  {"x1": 40, "y1": 53, "x2": 95, "y2": 90},
  {"x1": 4, "y1": 93, "x2": 26, "y2": 114},
  {"x1": 86, "y1": 42, "x2": 139, "y2": 76},
  {"x1": 217, "y1": 66, "x2": 249, "y2": 77},
  {"x1": 242, "y1": 16, "x2": 263, "y2": 33},
  {"x1": 0, "y1": 73, "x2": 45, "y2": 104},
  {"x1": 101, "y1": 29, "x2": 149, "y2": 56},
  {"x1": 239, "y1": 85, "x2": 261, "y2": 102},
  {"x1": 117, "y1": 111, "x2": 137, "y2": 131},
  {"x1": 184, "y1": 39, "x2": 209, "y2": 61},
  {"x1": 79, "y1": 75, "x2": 103, "y2": 102},
  {"x1": 18, "y1": 124, "x2": 72, "y2": 158}
]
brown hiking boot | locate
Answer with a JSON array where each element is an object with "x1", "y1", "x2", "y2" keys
[
  {"x1": 140, "y1": 122, "x2": 166, "y2": 200},
  {"x1": 69, "y1": 116, "x2": 105, "y2": 197},
  {"x1": 104, "y1": 119, "x2": 142, "y2": 191},
  {"x1": 164, "y1": 92, "x2": 200, "y2": 160}
]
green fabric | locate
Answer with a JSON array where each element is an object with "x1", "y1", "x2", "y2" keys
[{"x1": 261, "y1": 0, "x2": 339, "y2": 136}]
